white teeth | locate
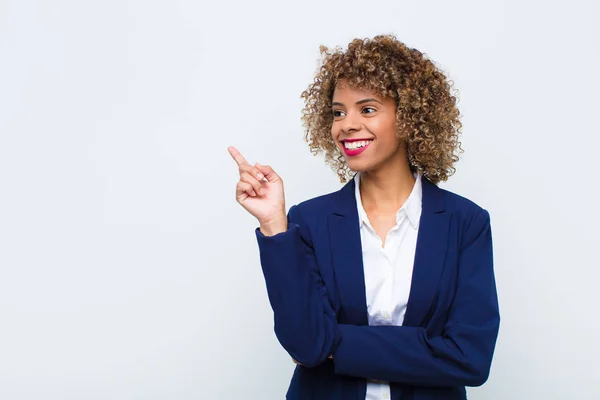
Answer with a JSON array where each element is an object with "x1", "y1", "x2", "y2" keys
[{"x1": 344, "y1": 140, "x2": 373, "y2": 150}]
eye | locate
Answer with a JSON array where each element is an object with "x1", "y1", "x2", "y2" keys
[
  {"x1": 362, "y1": 106, "x2": 377, "y2": 114},
  {"x1": 332, "y1": 110, "x2": 345, "y2": 118}
]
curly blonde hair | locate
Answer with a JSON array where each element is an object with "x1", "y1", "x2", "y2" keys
[{"x1": 300, "y1": 34, "x2": 463, "y2": 185}]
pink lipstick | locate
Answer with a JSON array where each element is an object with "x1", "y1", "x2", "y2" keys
[{"x1": 342, "y1": 140, "x2": 373, "y2": 156}]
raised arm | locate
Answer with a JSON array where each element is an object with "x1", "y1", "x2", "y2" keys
[
  {"x1": 228, "y1": 145, "x2": 340, "y2": 367},
  {"x1": 256, "y1": 204, "x2": 340, "y2": 367}
]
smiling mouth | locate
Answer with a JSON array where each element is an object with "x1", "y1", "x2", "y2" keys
[
  {"x1": 342, "y1": 139, "x2": 374, "y2": 150},
  {"x1": 341, "y1": 139, "x2": 373, "y2": 156}
]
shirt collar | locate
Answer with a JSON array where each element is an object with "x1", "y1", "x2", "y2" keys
[{"x1": 354, "y1": 170, "x2": 423, "y2": 230}]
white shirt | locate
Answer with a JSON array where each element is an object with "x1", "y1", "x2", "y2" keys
[{"x1": 354, "y1": 171, "x2": 423, "y2": 400}]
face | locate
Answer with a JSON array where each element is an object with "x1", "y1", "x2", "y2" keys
[{"x1": 331, "y1": 80, "x2": 403, "y2": 173}]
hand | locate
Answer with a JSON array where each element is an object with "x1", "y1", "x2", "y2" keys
[{"x1": 227, "y1": 146, "x2": 286, "y2": 226}]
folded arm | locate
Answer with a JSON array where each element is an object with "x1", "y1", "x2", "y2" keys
[{"x1": 332, "y1": 208, "x2": 500, "y2": 387}]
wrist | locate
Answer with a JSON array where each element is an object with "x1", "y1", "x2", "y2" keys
[{"x1": 259, "y1": 212, "x2": 287, "y2": 236}]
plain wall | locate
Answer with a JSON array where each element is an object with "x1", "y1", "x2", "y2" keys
[{"x1": 1, "y1": 0, "x2": 599, "y2": 398}]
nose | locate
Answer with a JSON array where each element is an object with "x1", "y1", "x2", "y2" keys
[{"x1": 341, "y1": 111, "x2": 361, "y2": 133}]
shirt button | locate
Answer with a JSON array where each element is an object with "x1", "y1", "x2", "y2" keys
[
  {"x1": 382, "y1": 393, "x2": 390, "y2": 399},
  {"x1": 382, "y1": 311, "x2": 390, "y2": 319}
]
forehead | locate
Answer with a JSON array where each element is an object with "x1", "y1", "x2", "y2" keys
[
  {"x1": 332, "y1": 79, "x2": 387, "y2": 103},
  {"x1": 333, "y1": 78, "x2": 382, "y2": 96}
]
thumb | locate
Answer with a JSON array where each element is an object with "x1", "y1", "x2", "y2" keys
[{"x1": 256, "y1": 163, "x2": 280, "y2": 182}]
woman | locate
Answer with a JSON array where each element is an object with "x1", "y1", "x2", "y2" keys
[{"x1": 228, "y1": 34, "x2": 500, "y2": 400}]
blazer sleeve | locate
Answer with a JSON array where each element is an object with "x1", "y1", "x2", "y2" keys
[
  {"x1": 255, "y1": 204, "x2": 340, "y2": 367},
  {"x1": 332, "y1": 208, "x2": 500, "y2": 387}
]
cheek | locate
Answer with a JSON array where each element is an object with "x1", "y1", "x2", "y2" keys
[
  {"x1": 368, "y1": 119, "x2": 397, "y2": 141},
  {"x1": 330, "y1": 123, "x2": 340, "y2": 139}
]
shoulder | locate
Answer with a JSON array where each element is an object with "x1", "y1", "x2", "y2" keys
[
  {"x1": 288, "y1": 190, "x2": 338, "y2": 225},
  {"x1": 438, "y1": 185, "x2": 487, "y2": 215},
  {"x1": 437, "y1": 185, "x2": 491, "y2": 244},
  {"x1": 283, "y1": 190, "x2": 340, "y2": 244}
]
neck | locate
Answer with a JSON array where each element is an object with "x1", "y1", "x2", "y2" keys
[{"x1": 359, "y1": 151, "x2": 416, "y2": 213}]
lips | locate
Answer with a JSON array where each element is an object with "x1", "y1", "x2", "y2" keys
[{"x1": 342, "y1": 139, "x2": 373, "y2": 157}]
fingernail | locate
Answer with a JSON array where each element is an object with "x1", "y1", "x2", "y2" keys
[{"x1": 257, "y1": 172, "x2": 264, "y2": 180}]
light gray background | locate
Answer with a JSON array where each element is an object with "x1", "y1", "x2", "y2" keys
[{"x1": 1, "y1": 0, "x2": 599, "y2": 399}]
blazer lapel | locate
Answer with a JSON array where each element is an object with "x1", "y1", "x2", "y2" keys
[
  {"x1": 328, "y1": 175, "x2": 369, "y2": 326},
  {"x1": 402, "y1": 176, "x2": 450, "y2": 327}
]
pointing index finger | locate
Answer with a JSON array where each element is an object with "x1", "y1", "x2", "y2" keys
[{"x1": 227, "y1": 146, "x2": 248, "y2": 166}]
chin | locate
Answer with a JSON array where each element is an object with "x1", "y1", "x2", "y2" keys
[{"x1": 346, "y1": 160, "x2": 373, "y2": 173}]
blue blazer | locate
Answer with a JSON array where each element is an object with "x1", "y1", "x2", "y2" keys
[{"x1": 255, "y1": 174, "x2": 500, "y2": 400}]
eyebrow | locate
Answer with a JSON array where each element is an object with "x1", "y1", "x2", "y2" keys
[{"x1": 332, "y1": 98, "x2": 383, "y2": 107}]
